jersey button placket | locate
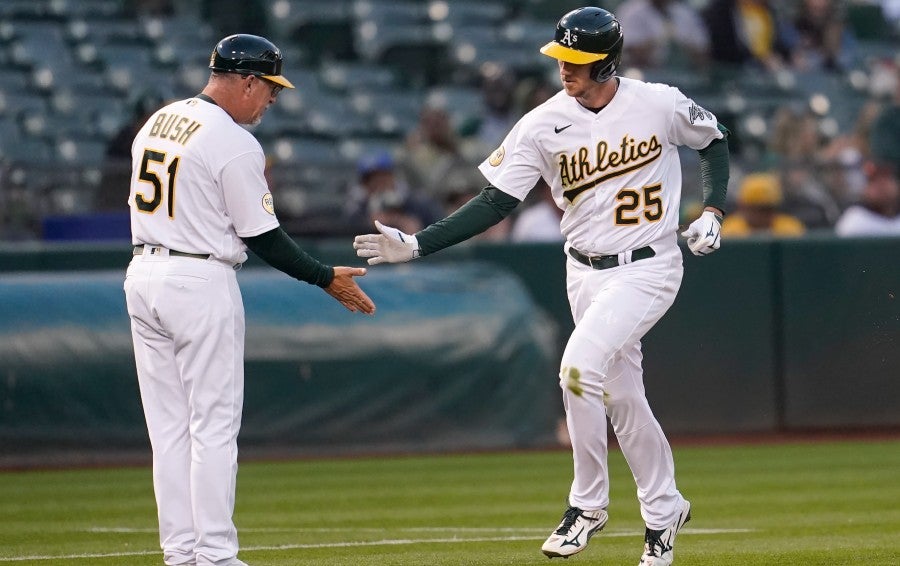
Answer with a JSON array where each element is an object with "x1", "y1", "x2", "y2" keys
[{"x1": 589, "y1": 123, "x2": 605, "y2": 222}]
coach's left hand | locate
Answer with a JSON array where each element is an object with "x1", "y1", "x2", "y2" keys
[{"x1": 325, "y1": 266, "x2": 376, "y2": 314}]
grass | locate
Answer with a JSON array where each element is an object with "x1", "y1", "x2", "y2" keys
[{"x1": 1, "y1": 439, "x2": 898, "y2": 565}]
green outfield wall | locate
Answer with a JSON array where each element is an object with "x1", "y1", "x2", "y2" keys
[{"x1": 0, "y1": 236, "x2": 897, "y2": 457}]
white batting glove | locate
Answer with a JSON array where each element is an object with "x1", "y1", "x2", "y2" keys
[
  {"x1": 353, "y1": 220, "x2": 422, "y2": 265},
  {"x1": 681, "y1": 210, "x2": 723, "y2": 256}
]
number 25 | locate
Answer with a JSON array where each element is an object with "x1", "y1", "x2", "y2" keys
[
  {"x1": 615, "y1": 183, "x2": 663, "y2": 225},
  {"x1": 135, "y1": 148, "x2": 180, "y2": 218}
]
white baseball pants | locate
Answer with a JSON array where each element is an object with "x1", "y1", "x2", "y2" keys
[
  {"x1": 560, "y1": 243, "x2": 686, "y2": 530},
  {"x1": 124, "y1": 249, "x2": 245, "y2": 566}
]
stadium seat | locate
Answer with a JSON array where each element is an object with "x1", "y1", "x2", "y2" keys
[
  {"x1": 267, "y1": 136, "x2": 343, "y2": 166},
  {"x1": 0, "y1": 0, "x2": 52, "y2": 19},
  {"x1": 438, "y1": 2, "x2": 509, "y2": 26},
  {"x1": 54, "y1": 137, "x2": 109, "y2": 165},
  {"x1": 0, "y1": 69, "x2": 32, "y2": 94},
  {"x1": 349, "y1": 88, "x2": 424, "y2": 136},
  {"x1": 516, "y1": 0, "x2": 600, "y2": 21},
  {"x1": 65, "y1": 18, "x2": 146, "y2": 45},
  {"x1": 141, "y1": 15, "x2": 213, "y2": 46},
  {"x1": 287, "y1": 7, "x2": 356, "y2": 64},
  {"x1": 337, "y1": 136, "x2": 402, "y2": 163},
  {"x1": 452, "y1": 39, "x2": 547, "y2": 78},
  {"x1": 423, "y1": 86, "x2": 485, "y2": 130},
  {"x1": 6, "y1": 21, "x2": 72, "y2": 69},
  {"x1": 352, "y1": 0, "x2": 429, "y2": 25},
  {"x1": 268, "y1": 0, "x2": 353, "y2": 44},
  {"x1": 319, "y1": 62, "x2": 399, "y2": 93},
  {"x1": 2, "y1": 138, "x2": 54, "y2": 165},
  {"x1": 353, "y1": 22, "x2": 449, "y2": 87},
  {"x1": 0, "y1": 118, "x2": 22, "y2": 161},
  {"x1": 48, "y1": 0, "x2": 123, "y2": 19},
  {"x1": 0, "y1": 91, "x2": 49, "y2": 125}
]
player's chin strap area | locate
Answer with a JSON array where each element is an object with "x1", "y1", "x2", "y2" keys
[{"x1": 567, "y1": 245, "x2": 656, "y2": 270}]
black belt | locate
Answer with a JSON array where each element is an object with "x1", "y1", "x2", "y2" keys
[
  {"x1": 568, "y1": 245, "x2": 655, "y2": 270},
  {"x1": 133, "y1": 245, "x2": 210, "y2": 260}
]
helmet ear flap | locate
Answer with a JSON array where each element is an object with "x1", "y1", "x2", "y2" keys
[{"x1": 589, "y1": 35, "x2": 623, "y2": 83}]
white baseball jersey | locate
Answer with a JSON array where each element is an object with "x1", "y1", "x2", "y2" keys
[
  {"x1": 129, "y1": 97, "x2": 279, "y2": 264},
  {"x1": 479, "y1": 77, "x2": 722, "y2": 255}
]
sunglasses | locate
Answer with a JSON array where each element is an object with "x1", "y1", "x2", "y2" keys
[
  {"x1": 262, "y1": 78, "x2": 283, "y2": 97},
  {"x1": 267, "y1": 81, "x2": 284, "y2": 97},
  {"x1": 243, "y1": 74, "x2": 283, "y2": 97}
]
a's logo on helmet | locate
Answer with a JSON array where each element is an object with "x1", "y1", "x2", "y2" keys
[
  {"x1": 209, "y1": 51, "x2": 216, "y2": 66},
  {"x1": 561, "y1": 29, "x2": 578, "y2": 47}
]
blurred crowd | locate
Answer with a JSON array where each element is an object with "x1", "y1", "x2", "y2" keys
[
  {"x1": 0, "y1": 0, "x2": 898, "y2": 242},
  {"x1": 326, "y1": 0, "x2": 900, "y2": 242}
]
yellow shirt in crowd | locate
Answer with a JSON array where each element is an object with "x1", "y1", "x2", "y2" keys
[{"x1": 721, "y1": 213, "x2": 807, "y2": 237}]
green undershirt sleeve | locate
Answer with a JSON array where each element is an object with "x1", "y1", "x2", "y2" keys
[
  {"x1": 416, "y1": 186, "x2": 520, "y2": 256},
  {"x1": 243, "y1": 226, "x2": 334, "y2": 288},
  {"x1": 698, "y1": 123, "x2": 731, "y2": 214}
]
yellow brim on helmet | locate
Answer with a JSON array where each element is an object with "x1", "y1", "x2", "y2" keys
[
  {"x1": 262, "y1": 74, "x2": 295, "y2": 89},
  {"x1": 540, "y1": 41, "x2": 608, "y2": 64}
]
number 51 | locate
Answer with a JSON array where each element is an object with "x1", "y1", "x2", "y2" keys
[{"x1": 134, "y1": 148, "x2": 180, "y2": 218}]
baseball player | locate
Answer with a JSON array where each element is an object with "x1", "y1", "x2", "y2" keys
[
  {"x1": 354, "y1": 7, "x2": 728, "y2": 565},
  {"x1": 124, "y1": 34, "x2": 375, "y2": 566}
]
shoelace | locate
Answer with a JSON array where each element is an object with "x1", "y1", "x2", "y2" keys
[
  {"x1": 643, "y1": 527, "x2": 666, "y2": 557},
  {"x1": 554, "y1": 506, "x2": 584, "y2": 535}
]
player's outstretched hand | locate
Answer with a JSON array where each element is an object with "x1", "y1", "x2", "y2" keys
[
  {"x1": 681, "y1": 210, "x2": 723, "y2": 256},
  {"x1": 353, "y1": 220, "x2": 421, "y2": 265},
  {"x1": 325, "y1": 266, "x2": 376, "y2": 315}
]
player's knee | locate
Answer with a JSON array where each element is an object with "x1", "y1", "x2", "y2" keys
[{"x1": 559, "y1": 365, "x2": 610, "y2": 399}]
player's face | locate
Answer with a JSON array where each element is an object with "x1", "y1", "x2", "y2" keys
[{"x1": 557, "y1": 60, "x2": 601, "y2": 100}]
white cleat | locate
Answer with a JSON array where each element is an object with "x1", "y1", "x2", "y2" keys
[
  {"x1": 541, "y1": 504, "x2": 608, "y2": 559},
  {"x1": 638, "y1": 499, "x2": 691, "y2": 566}
]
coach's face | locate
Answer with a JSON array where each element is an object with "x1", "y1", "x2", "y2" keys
[
  {"x1": 236, "y1": 74, "x2": 281, "y2": 125},
  {"x1": 558, "y1": 60, "x2": 600, "y2": 100}
]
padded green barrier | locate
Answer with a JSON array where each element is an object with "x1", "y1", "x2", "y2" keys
[
  {"x1": 0, "y1": 264, "x2": 560, "y2": 456},
  {"x1": 1, "y1": 235, "x2": 898, "y2": 446},
  {"x1": 780, "y1": 237, "x2": 900, "y2": 428},
  {"x1": 643, "y1": 242, "x2": 780, "y2": 433}
]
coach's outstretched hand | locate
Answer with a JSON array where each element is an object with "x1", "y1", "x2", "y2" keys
[
  {"x1": 681, "y1": 210, "x2": 723, "y2": 256},
  {"x1": 353, "y1": 220, "x2": 422, "y2": 265},
  {"x1": 325, "y1": 267, "x2": 376, "y2": 314}
]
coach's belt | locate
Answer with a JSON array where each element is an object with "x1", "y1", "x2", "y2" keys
[
  {"x1": 133, "y1": 245, "x2": 210, "y2": 260},
  {"x1": 568, "y1": 245, "x2": 656, "y2": 270}
]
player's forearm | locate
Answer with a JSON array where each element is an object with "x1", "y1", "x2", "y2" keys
[
  {"x1": 416, "y1": 186, "x2": 519, "y2": 256},
  {"x1": 698, "y1": 125, "x2": 730, "y2": 214},
  {"x1": 243, "y1": 226, "x2": 334, "y2": 288}
]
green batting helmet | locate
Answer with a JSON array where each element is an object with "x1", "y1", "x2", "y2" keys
[
  {"x1": 209, "y1": 34, "x2": 295, "y2": 89},
  {"x1": 540, "y1": 7, "x2": 624, "y2": 83}
]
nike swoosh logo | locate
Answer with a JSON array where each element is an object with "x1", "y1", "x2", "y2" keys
[
  {"x1": 560, "y1": 526, "x2": 583, "y2": 547},
  {"x1": 554, "y1": 124, "x2": 572, "y2": 134}
]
